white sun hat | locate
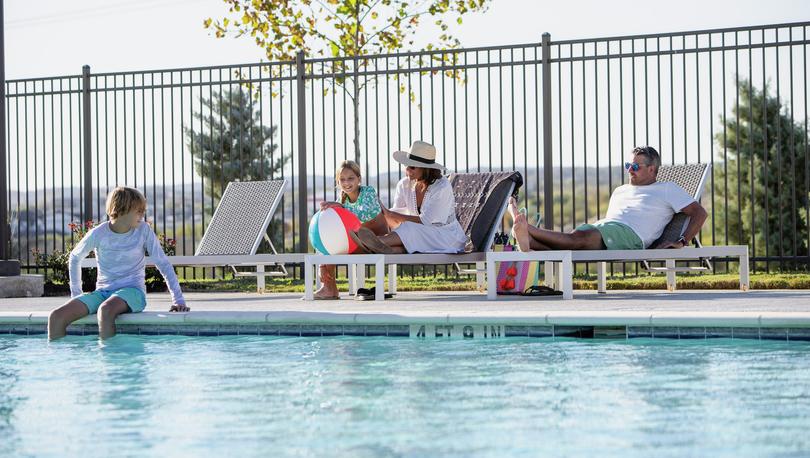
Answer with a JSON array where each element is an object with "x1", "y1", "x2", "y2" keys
[{"x1": 392, "y1": 141, "x2": 445, "y2": 170}]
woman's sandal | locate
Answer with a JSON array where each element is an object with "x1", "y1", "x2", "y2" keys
[{"x1": 356, "y1": 228, "x2": 395, "y2": 254}]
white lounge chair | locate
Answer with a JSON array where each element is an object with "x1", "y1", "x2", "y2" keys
[
  {"x1": 82, "y1": 180, "x2": 304, "y2": 292},
  {"x1": 304, "y1": 171, "x2": 562, "y2": 300},
  {"x1": 490, "y1": 163, "x2": 749, "y2": 299}
]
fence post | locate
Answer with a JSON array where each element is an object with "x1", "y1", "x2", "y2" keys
[
  {"x1": 0, "y1": 0, "x2": 8, "y2": 260},
  {"x1": 295, "y1": 51, "x2": 308, "y2": 254},
  {"x1": 541, "y1": 33, "x2": 553, "y2": 230},
  {"x1": 81, "y1": 65, "x2": 92, "y2": 223}
]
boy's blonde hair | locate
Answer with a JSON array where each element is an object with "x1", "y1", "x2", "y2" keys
[
  {"x1": 336, "y1": 160, "x2": 362, "y2": 202},
  {"x1": 105, "y1": 186, "x2": 147, "y2": 219}
]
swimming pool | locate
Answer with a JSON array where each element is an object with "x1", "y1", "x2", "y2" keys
[{"x1": 1, "y1": 336, "x2": 809, "y2": 456}]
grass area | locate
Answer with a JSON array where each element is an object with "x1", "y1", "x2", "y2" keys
[{"x1": 175, "y1": 272, "x2": 810, "y2": 293}]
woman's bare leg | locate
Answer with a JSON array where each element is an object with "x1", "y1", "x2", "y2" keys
[
  {"x1": 353, "y1": 229, "x2": 407, "y2": 254},
  {"x1": 378, "y1": 232, "x2": 403, "y2": 247},
  {"x1": 362, "y1": 213, "x2": 390, "y2": 236},
  {"x1": 376, "y1": 232, "x2": 406, "y2": 253}
]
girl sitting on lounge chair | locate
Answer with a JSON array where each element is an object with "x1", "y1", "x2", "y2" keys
[
  {"x1": 314, "y1": 160, "x2": 387, "y2": 300},
  {"x1": 350, "y1": 141, "x2": 467, "y2": 255}
]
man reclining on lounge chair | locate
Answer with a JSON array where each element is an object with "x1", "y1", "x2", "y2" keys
[{"x1": 509, "y1": 146, "x2": 708, "y2": 252}]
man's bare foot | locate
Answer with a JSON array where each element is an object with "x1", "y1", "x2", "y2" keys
[
  {"x1": 512, "y1": 212, "x2": 532, "y2": 252},
  {"x1": 508, "y1": 196, "x2": 521, "y2": 221}
]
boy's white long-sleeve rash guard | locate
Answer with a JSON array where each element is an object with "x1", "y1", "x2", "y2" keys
[{"x1": 68, "y1": 221, "x2": 185, "y2": 305}]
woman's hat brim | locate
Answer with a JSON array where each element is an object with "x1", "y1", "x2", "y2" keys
[{"x1": 392, "y1": 150, "x2": 445, "y2": 170}]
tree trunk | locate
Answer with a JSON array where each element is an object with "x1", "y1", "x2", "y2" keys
[
  {"x1": 352, "y1": 3, "x2": 361, "y2": 165},
  {"x1": 353, "y1": 64, "x2": 361, "y2": 164}
]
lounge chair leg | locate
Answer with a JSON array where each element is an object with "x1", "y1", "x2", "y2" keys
[
  {"x1": 388, "y1": 264, "x2": 397, "y2": 295},
  {"x1": 476, "y1": 262, "x2": 486, "y2": 291},
  {"x1": 560, "y1": 254, "x2": 573, "y2": 300},
  {"x1": 315, "y1": 264, "x2": 322, "y2": 290},
  {"x1": 544, "y1": 262, "x2": 556, "y2": 290},
  {"x1": 304, "y1": 258, "x2": 314, "y2": 300},
  {"x1": 555, "y1": 262, "x2": 563, "y2": 291},
  {"x1": 257, "y1": 264, "x2": 265, "y2": 293},
  {"x1": 740, "y1": 250, "x2": 750, "y2": 291},
  {"x1": 348, "y1": 264, "x2": 356, "y2": 295},
  {"x1": 597, "y1": 262, "x2": 607, "y2": 294},
  {"x1": 666, "y1": 259, "x2": 676, "y2": 292},
  {"x1": 487, "y1": 256, "x2": 497, "y2": 300},
  {"x1": 357, "y1": 264, "x2": 366, "y2": 293},
  {"x1": 375, "y1": 259, "x2": 385, "y2": 301}
]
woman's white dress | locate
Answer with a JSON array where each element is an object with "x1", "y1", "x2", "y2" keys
[{"x1": 390, "y1": 176, "x2": 467, "y2": 253}]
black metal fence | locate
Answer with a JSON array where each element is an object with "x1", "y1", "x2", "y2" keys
[{"x1": 3, "y1": 20, "x2": 809, "y2": 277}]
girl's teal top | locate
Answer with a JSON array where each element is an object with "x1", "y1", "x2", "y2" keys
[{"x1": 342, "y1": 186, "x2": 381, "y2": 223}]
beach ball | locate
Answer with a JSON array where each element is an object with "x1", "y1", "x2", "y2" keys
[{"x1": 309, "y1": 207, "x2": 362, "y2": 254}]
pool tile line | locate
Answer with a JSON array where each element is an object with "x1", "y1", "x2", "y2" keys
[
  {"x1": 3, "y1": 310, "x2": 810, "y2": 341},
  {"x1": 4, "y1": 322, "x2": 810, "y2": 342}
]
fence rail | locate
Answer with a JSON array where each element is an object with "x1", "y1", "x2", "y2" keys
[{"x1": 3, "y1": 20, "x2": 809, "y2": 278}]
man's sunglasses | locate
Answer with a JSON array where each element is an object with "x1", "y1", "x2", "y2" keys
[{"x1": 624, "y1": 162, "x2": 647, "y2": 171}]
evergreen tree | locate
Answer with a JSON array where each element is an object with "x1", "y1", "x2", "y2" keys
[
  {"x1": 186, "y1": 88, "x2": 287, "y2": 200},
  {"x1": 715, "y1": 80, "x2": 809, "y2": 268}
]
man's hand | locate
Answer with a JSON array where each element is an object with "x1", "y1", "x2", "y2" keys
[
  {"x1": 662, "y1": 237, "x2": 687, "y2": 249},
  {"x1": 170, "y1": 303, "x2": 190, "y2": 312}
]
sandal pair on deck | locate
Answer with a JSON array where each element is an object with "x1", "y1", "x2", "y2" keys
[
  {"x1": 498, "y1": 285, "x2": 563, "y2": 297},
  {"x1": 313, "y1": 287, "x2": 394, "y2": 301}
]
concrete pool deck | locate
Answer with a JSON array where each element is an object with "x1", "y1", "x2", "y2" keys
[{"x1": 1, "y1": 290, "x2": 810, "y2": 339}]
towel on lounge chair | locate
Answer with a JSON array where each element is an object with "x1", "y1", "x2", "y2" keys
[
  {"x1": 449, "y1": 171, "x2": 523, "y2": 253},
  {"x1": 648, "y1": 163, "x2": 709, "y2": 249}
]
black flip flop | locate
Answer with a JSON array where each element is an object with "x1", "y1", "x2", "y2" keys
[
  {"x1": 522, "y1": 285, "x2": 563, "y2": 296},
  {"x1": 357, "y1": 286, "x2": 395, "y2": 297},
  {"x1": 355, "y1": 287, "x2": 393, "y2": 300}
]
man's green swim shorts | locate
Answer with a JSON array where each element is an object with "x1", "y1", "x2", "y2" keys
[{"x1": 575, "y1": 221, "x2": 644, "y2": 250}]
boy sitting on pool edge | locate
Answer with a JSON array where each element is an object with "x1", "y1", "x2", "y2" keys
[{"x1": 48, "y1": 187, "x2": 189, "y2": 340}]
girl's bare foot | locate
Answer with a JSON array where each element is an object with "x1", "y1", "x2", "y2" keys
[
  {"x1": 314, "y1": 265, "x2": 339, "y2": 299},
  {"x1": 313, "y1": 285, "x2": 339, "y2": 300},
  {"x1": 512, "y1": 213, "x2": 532, "y2": 252}
]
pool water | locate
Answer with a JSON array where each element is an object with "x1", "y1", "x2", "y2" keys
[{"x1": 1, "y1": 335, "x2": 809, "y2": 457}]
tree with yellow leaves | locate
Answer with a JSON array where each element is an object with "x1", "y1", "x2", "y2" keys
[{"x1": 205, "y1": 0, "x2": 490, "y2": 163}]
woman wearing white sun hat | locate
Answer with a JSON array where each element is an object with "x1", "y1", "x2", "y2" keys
[{"x1": 350, "y1": 141, "x2": 467, "y2": 254}]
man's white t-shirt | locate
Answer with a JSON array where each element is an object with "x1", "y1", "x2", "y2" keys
[{"x1": 600, "y1": 181, "x2": 696, "y2": 248}]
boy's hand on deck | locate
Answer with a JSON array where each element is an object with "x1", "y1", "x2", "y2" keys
[{"x1": 170, "y1": 303, "x2": 190, "y2": 312}]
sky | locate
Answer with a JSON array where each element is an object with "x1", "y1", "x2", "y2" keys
[
  {"x1": 5, "y1": 0, "x2": 810, "y2": 79},
  {"x1": 3, "y1": 0, "x2": 809, "y2": 200}
]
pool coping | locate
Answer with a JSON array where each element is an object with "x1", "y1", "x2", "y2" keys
[
  {"x1": 2, "y1": 310, "x2": 810, "y2": 340},
  {"x1": 2, "y1": 309, "x2": 810, "y2": 327}
]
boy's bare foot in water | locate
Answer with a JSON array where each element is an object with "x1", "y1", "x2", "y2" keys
[{"x1": 508, "y1": 197, "x2": 532, "y2": 252}]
